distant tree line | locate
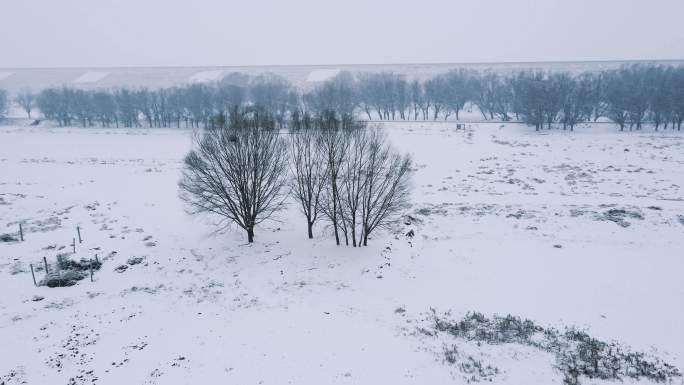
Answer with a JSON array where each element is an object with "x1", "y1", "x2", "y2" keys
[
  {"x1": 0, "y1": 89, "x2": 8, "y2": 120},
  {"x1": 3, "y1": 63, "x2": 683, "y2": 131},
  {"x1": 350, "y1": 64, "x2": 684, "y2": 131}
]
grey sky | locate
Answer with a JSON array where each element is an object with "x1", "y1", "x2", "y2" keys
[{"x1": 2, "y1": 0, "x2": 683, "y2": 68}]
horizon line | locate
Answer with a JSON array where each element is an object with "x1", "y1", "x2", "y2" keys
[{"x1": 2, "y1": 58, "x2": 684, "y2": 71}]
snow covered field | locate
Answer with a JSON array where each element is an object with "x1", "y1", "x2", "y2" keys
[{"x1": 1, "y1": 122, "x2": 683, "y2": 384}]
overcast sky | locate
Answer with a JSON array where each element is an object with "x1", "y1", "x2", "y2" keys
[{"x1": 2, "y1": 0, "x2": 683, "y2": 68}]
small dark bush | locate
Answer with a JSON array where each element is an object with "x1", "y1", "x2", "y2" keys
[
  {"x1": 127, "y1": 256, "x2": 144, "y2": 265},
  {"x1": 56, "y1": 253, "x2": 102, "y2": 271},
  {"x1": 44, "y1": 270, "x2": 83, "y2": 287},
  {"x1": 0, "y1": 233, "x2": 18, "y2": 242},
  {"x1": 601, "y1": 209, "x2": 644, "y2": 227},
  {"x1": 42, "y1": 255, "x2": 102, "y2": 288}
]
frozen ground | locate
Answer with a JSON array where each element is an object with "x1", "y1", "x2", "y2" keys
[{"x1": 0, "y1": 122, "x2": 683, "y2": 384}]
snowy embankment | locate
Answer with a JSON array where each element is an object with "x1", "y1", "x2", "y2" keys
[{"x1": 0, "y1": 123, "x2": 683, "y2": 384}]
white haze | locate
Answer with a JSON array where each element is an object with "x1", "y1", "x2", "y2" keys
[{"x1": 1, "y1": 0, "x2": 683, "y2": 68}]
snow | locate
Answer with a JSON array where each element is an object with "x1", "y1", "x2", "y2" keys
[
  {"x1": 306, "y1": 68, "x2": 341, "y2": 82},
  {"x1": 188, "y1": 70, "x2": 225, "y2": 83},
  {"x1": 72, "y1": 71, "x2": 110, "y2": 84},
  {"x1": 0, "y1": 72, "x2": 13, "y2": 81},
  {"x1": 0, "y1": 122, "x2": 683, "y2": 384}
]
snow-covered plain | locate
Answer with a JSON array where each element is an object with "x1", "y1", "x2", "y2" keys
[{"x1": 1, "y1": 122, "x2": 683, "y2": 384}]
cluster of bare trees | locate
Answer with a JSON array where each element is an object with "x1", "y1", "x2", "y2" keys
[
  {"x1": 602, "y1": 65, "x2": 684, "y2": 131},
  {"x1": 14, "y1": 88, "x2": 36, "y2": 119},
  {"x1": 353, "y1": 64, "x2": 684, "y2": 131},
  {"x1": 308, "y1": 65, "x2": 684, "y2": 131},
  {"x1": 179, "y1": 115, "x2": 288, "y2": 243},
  {"x1": 507, "y1": 72, "x2": 600, "y2": 131},
  {"x1": 508, "y1": 66, "x2": 684, "y2": 131},
  {"x1": 29, "y1": 73, "x2": 296, "y2": 128},
  {"x1": 179, "y1": 109, "x2": 412, "y2": 245}
]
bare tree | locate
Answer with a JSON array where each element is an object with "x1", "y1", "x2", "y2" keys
[
  {"x1": 179, "y1": 125, "x2": 289, "y2": 243},
  {"x1": 557, "y1": 73, "x2": 594, "y2": 131},
  {"x1": 511, "y1": 72, "x2": 546, "y2": 130},
  {"x1": 360, "y1": 129, "x2": 412, "y2": 246},
  {"x1": 328, "y1": 128, "x2": 413, "y2": 247},
  {"x1": 304, "y1": 72, "x2": 358, "y2": 118},
  {"x1": 15, "y1": 88, "x2": 35, "y2": 119},
  {"x1": 604, "y1": 70, "x2": 631, "y2": 131},
  {"x1": 672, "y1": 68, "x2": 684, "y2": 130},
  {"x1": 472, "y1": 72, "x2": 499, "y2": 120},
  {"x1": 441, "y1": 69, "x2": 475, "y2": 120},
  {"x1": 289, "y1": 129, "x2": 328, "y2": 239},
  {"x1": 338, "y1": 129, "x2": 370, "y2": 246},
  {"x1": 409, "y1": 80, "x2": 425, "y2": 120},
  {"x1": 319, "y1": 127, "x2": 351, "y2": 245},
  {"x1": 91, "y1": 91, "x2": 117, "y2": 127},
  {"x1": 425, "y1": 77, "x2": 446, "y2": 120},
  {"x1": 357, "y1": 72, "x2": 406, "y2": 120},
  {"x1": 249, "y1": 73, "x2": 294, "y2": 127}
]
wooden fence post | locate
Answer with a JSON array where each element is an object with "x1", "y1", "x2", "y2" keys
[
  {"x1": 19, "y1": 223, "x2": 23, "y2": 241},
  {"x1": 72, "y1": 238, "x2": 76, "y2": 254},
  {"x1": 77, "y1": 226, "x2": 82, "y2": 243},
  {"x1": 30, "y1": 264, "x2": 37, "y2": 286},
  {"x1": 43, "y1": 256, "x2": 49, "y2": 275}
]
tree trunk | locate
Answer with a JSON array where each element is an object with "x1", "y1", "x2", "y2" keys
[
  {"x1": 351, "y1": 218, "x2": 356, "y2": 247},
  {"x1": 332, "y1": 182, "x2": 340, "y2": 245},
  {"x1": 247, "y1": 227, "x2": 254, "y2": 243},
  {"x1": 307, "y1": 222, "x2": 313, "y2": 239}
]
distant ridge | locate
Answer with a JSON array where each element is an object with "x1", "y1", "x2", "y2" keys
[{"x1": 2, "y1": 59, "x2": 682, "y2": 94}]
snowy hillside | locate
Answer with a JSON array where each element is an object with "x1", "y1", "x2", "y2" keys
[
  {"x1": 2, "y1": 60, "x2": 684, "y2": 95},
  {"x1": 1, "y1": 122, "x2": 682, "y2": 384}
]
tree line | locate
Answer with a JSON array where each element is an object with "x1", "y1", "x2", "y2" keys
[
  {"x1": 178, "y1": 108, "x2": 412, "y2": 245},
  {"x1": 3, "y1": 63, "x2": 684, "y2": 131},
  {"x1": 0, "y1": 89, "x2": 8, "y2": 120},
  {"x1": 350, "y1": 64, "x2": 684, "y2": 131}
]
